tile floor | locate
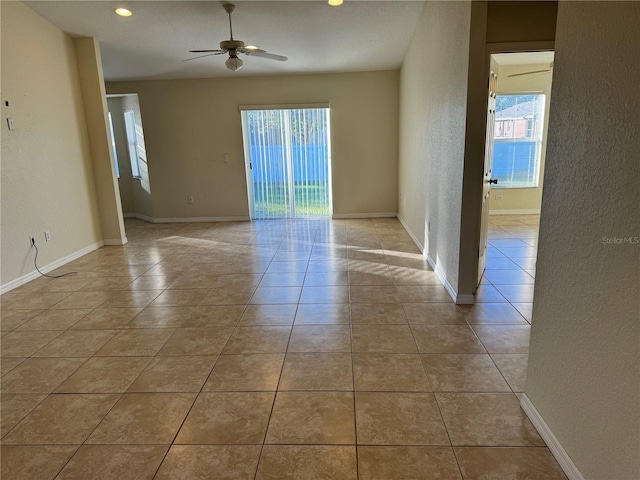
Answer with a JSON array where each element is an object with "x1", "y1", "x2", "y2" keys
[{"x1": 0, "y1": 215, "x2": 567, "y2": 479}]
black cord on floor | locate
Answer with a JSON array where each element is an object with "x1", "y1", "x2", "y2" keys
[{"x1": 32, "y1": 242, "x2": 78, "y2": 279}]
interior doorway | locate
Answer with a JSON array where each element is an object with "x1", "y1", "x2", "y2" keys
[
  {"x1": 478, "y1": 50, "x2": 554, "y2": 289},
  {"x1": 240, "y1": 106, "x2": 333, "y2": 220}
]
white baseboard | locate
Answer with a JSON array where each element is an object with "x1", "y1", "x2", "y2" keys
[
  {"x1": 332, "y1": 212, "x2": 397, "y2": 219},
  {"x1": 520, "y1": 394, "x2": 585, "y2": 480},
  {"x1": 489, "y1": 209, "x2": 541, "y2": 215},
  {"x1": 397, "y1": 215, "x2": 466, "y2": 305},
  {"x1": 123, "y1": 213, "x2": 154, "y2": 223},
  {"x1": 104, "y1": 238, "x2": 128, "y2": 246},
  {"x1": 153, "y1": 216, "x2": 250, "y2": 223},
  {"x1": 397, "y1": 214, "x2": 425, "y2": 252},
  {"x1": 426, "y1": 254, "x2": 462, "y2": 304},
  {"x1": 0, "y1": 240, "x2": 104, "y2": 294}
]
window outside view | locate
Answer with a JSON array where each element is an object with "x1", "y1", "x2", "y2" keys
[{"x1": 492, "y1": 94, "x2": 545, "y2": 188}]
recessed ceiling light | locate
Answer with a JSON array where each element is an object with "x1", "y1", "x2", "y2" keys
[
  {"x1": 245, "y1": 45, "x2": 258, "y2": 50},
  {"x1": 115, "y1": 8, "x2": 132, "y2": 17},
  {"x1": 328, "y1": 0, "x2": 343, "y2": 5}
]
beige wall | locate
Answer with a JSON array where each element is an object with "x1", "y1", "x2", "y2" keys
[
  {"x1": 398, "y1": 1, "x2": 473, "y2": 298},
  {"x1": 107, "y1": 71, "x2": 399, "y2": 219},
  {"x1": 490, "y1": 62, "x2": 553, "y2": 213},
  {"x1": 526, "y1": 2, "x2": 640, "y2": 479},
  {"x1": 1, "y1": 1, "x2": 102, "y2": 287}
]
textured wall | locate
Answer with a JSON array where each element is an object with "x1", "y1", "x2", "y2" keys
[
  {"x1": 398, "y1": 1, "x2": 472, "y2": 294},
  {"x1": 490, "y1": 62, "x2": 553, "y2": 213},
  {"x1": 526, "y1": 2, "x2": 640, "y2": 478},
  {"x1": 1, "y1": 2, "x2": 102, "y2": 286},
  {"x1": 107, "y1": 70, "x2": 399, "y2": 219}
]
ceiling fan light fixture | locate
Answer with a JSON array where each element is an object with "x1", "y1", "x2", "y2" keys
[
  {"x1": 225, "y1": 55, "x2": 244, "y2": 71},
  {"x1": 245, "y1": 45, "x2": 258, "y2": 50},
  {"x1": 328, "y1": 0, "x2": 343, "y2": 6},
  {"x1": 115, "y1": 7, "x2": 132, "y2": 17}
]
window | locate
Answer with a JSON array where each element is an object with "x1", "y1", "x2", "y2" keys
[
  {"x1": 107, "y1": 112, "x2": 120, "y2": 178},
  {"x1": 492, "y1": 94, "x2": 545, "y2": 188},
  {"x1": 124, "y1": 109, "x2": 141, "y2": 178}
]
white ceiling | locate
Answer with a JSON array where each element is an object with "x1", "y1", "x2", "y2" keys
[
  {"x1": 25, "y1": 1, "x2": 425, "y2": 81},
  {"x1": 493, "y1": 51, "x2": 555, "y2": 66}
]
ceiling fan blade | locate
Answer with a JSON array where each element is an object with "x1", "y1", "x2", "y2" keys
[
  {"x1": 189, "y1": 49, "x2": 225, "y2": 53},
  {"x1": 243, "y1": 50, "x2": 288, "y2": 62},
  {"x1": 507, "y1": 69, "x2": 551, "y2": 78},
  {"x1": 183, "y1": 52, "x2": 225, "y2": 62}
]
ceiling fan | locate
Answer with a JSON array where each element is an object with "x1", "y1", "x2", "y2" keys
[
  {"x1": 187, "y1": 3, "x2": 288, "y2": 71},
  {"x1": 507, "y1": 62, "x2": 554, "y2": 80}
]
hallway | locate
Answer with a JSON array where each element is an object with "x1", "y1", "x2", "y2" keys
[{"x1": 1, "y1": 217, "x2": 565, "y2": 479}]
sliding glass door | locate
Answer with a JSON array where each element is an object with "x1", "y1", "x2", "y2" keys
[{"x1": 241, "y1": 107, "x2": 332, "y2": 219}]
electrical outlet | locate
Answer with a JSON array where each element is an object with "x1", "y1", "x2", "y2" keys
[
  {"x1": 187, "y1": 196, "x2": 194, "y2": 204},
  {"x1": 427, "y1": 220, "x2": 431, "y2": 232},
  {"x1": 28, "y1": 236, "x2": 35, "y2": 246},
  {"x1": 223, "y1": 154, "x2": 229, "y2": 162},
  {"x1": 45, "y1": 231, "x2": 51, "y2": 242},
  {"x1": 7, "y1": 118, "x2": 15, "y2": 130}
]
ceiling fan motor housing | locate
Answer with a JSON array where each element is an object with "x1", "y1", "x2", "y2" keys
[{"x1": 220, "y1": 39, "x2": 245, "y2": 50}]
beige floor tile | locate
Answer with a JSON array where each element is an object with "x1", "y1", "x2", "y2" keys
[
  {"x1": 33, "y1": 330, "x2": 117, "y2": 357},
  {"x1": 150, "y1": 289, "x2": 209, "y2": 307},
  {"x1": 358, "y1": 446, "x2": 462, "y2": 480},
  {"x1": 420, "y1": 285, "x2": 454, "y2": 303},
  {"x1": 167, "y1": 273, "x2": 220, "y2": 290},
  {"x1": 240, "y1": 304, "x2": 297, "y2": 325},
  {"x1": 251, "y1": 287, "x2": 302, "y2": 304},
  {"x1": 223, "y1": 326, "x2": 292, "y2": 354},
  {"x1": 280, "y1": 353, "x2": 353, "y2": 391},
  {"x1": 471, "y1": 325, "x2": 530, "y2": 353},
  {"x1": 175, "y1": 392, "x2": 274, "y2": 444},
  {"x1": 259, "y1": 272, "x2": 306, "y2": 287},
  {"x1": 436, "y1": 393, "x2": 544, "y2": 446},
  {"x1": 158, "y1": 327, "x2": 233, "y2": 355},
  {"x1": 17, "y1": 309, "x2": 92, "y2": 330},
  {"x1": 1, "y1": 292, "x2": 71, "y2": 310},
  {"x1": 411, "y1": 325, "x2": 486, "y2": 354},
  {"x1": 0, "y1": 446, "x2": 78, "y2": 480},
  {"x1": 155, "y1": 445, "x2": 261, "y2": 480},
  {"x1": 182, "y1": 305, "x2": 244, "y2": 327},
  {"x1": 126, "y1": 306, "x2": 190, "y2": 328},
  {"x1": 355, "y1": 392, "x2": 449, "y2": 445},
  {"x1": 455, "y1": 447, "x2": 567, "y2": 479},
  {"x1": 351, "y1": 325, "x2": 417, "y2": 353},
  {"x1": 95, "y1": 329, "x2": 175, "y2": 356},
  {"x1": 70, "y1": 308, "x2": 143, "y2": 329},
  {"x1": 199, "y1": 285, "x2": 255, "y2": 305},
  {"x1": 100, "y1": 290, "x2": 163, "y2": 308},
  {"x1": 491, "y1": 354, "x2": 529, "y2": 392},
  {"x1": 303, "y1": 271, "x2": 348, "y2": 286},
  {"x1": 460, "y1": 303, "x2": 528, "y2": 324},
  {"x1": 288, "y1": 325, "x2": 351, "y2": 352},
  {"x1": 2, "y1": 394, "x2": 119, "y2": 444},
  {"x1": 50, "y1": 291, "x2": 113, "y2": 309},
  {"x1": 350, "y1": 285, "x2": 399, "y2": 304},
  {"x1": 348, "y1": 271, "x2": 394, "y2": 286},
  {"x1": 256, "y1": 445, "x2": 357, "y2": 480},
  {"x1": 56, "y1": 445, "x2": 168, "y2": 480},
  {"x1": 87, "y1": 393, "x2": 196, "y2": 444},
  {"x1": 494, "y1": 284, "x2": 535, "y2": 303},
  {"x1": 294, "y1": 303, "x2": 350, "y2": 324},
  {"x1": 390, "y1": 268, "x2": 441, "y2": 286},
  {"x1": 128, "y1": 355, "x2": 216, "y2": 392},
  {"x1": 402, "y1": 303, "x2": 466, "y2": 325},
  {"x1": 129, "y1": 275, "x2": 178, "y2": 290},
  {"x1": 266, "y1": 392, "x2": 355, "y2": 444},
  {"x1": 1, "y1": 394, "x2": 47, "y2": 436},
  {"x1": 353, "y1": 354, "x2": 431, "y2": 392},
  {"x1": 512, "y1": 303, "x2": 533, "y2": 322},
  {"x1": 55, "y1": 357, "x2": 151, "y2": 393},
  {"x1": 1, "y1": 330, "x2": 62, "y2": 357},
  {"x1": 204, "y1": 354, "x2": 284, "y2": 391},
  {"x1": 2, "y1": 357, "x2": 86, "y2": 393},
  {"x1": 0, "y1": 357, "x2": 25, "y2": 377},
  {"x1": 350, "y1": 303, "x2": 407, "y2": 324},
  {"x1": 474, "y1": 285, "x2": 508, "y2": 303},
  {"x1": 421, "y1": 354, "x2": 511, "y2": 392},
  {"x1": 0, "y1": 309, "x2": 44, "y2": 331}
]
